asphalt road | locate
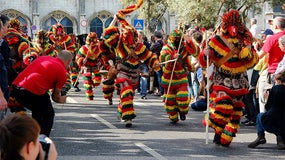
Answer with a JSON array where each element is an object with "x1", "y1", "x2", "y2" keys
[{"x1": 50, "y1": 82, "x2": 285, "y2": 160}]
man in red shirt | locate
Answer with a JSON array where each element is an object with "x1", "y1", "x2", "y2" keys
[
  {"x1": 12, "y1": 50, "x2": 73, "y2": 137},
  {"x1": 257, "y1": 17, "x2": 285, "y2": 84}
]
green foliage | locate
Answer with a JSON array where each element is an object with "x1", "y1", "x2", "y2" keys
[{"x1": 119, "y1": 0, "x2": 284, "y2": 32}]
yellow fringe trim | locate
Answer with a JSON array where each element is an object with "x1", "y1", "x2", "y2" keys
[{"x1": 221, "y1": 133, "x2": 233, "y2": 142}]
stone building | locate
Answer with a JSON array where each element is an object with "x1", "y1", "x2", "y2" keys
[
  {"x1": 0, "y1": 1, "x2": 284, "y2": 39},
  {"x1": 0, "y1": 0, "x2": 172, "y2": 39}
]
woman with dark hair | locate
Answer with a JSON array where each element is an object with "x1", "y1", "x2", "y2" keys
[
  {"x1": 0, "y1": 113, "x2": 41, "y2": 160},
  {"x1": 0, "y1": 113, "x2": 58, "y2": 160}
]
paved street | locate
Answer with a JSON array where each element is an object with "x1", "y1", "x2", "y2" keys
[{"x1": 50, "y1": 81, "x2": 285, "y2": 160}]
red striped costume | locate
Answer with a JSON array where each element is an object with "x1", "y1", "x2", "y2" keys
[
  {"x1": 199, "y1": 10, "x2": 259, "y2": 146},
  {"x1": 47, "y1": 24, "x2": 76, "y2": 94},
  {"x1": 5, "y1": 26, "x2": 38, "y2": 73},
  {"x1": 101, "y1": 0, "x2": 160, "y2": 127},
  {"x1": 76, "y1": 32, "x2": 103, "y2": 100},
  {"x1": 160, "y1": 29, "x2": 200, "y2": 123}
]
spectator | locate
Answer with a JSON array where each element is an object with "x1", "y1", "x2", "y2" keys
[
  {"x1": 249, "y1": 18, "x2": 262, "y2": 39},
  {"x1": 137, "y1": 31, "x2": 150, "y2": 99},
  {"x1": 274, "y1": 35, "x2": 285, "y2": 75},
  {"x1": 260, "y1": 29, "x2": 274, "y2": 42},
  {"x1": 0, "y1": 15, "x2": 10, "y2": 120},
  {"x1": 150, "y1": 31, "x2": 164, "y2": 96},
  {"x1": 257, "y1": 17, "x2": 285, "y2": 85},
  {"x1": 191, "y1": 31, "x2": 204, "y2": 102},
  {"x1": 242, "y1": 69, "x2": 259, "y2": 126},
  {"x1": 0, "y1": 113, "x2": 58, "y2": 160},
  {"x1": 11, "y1": 50, "x2": 73, "y2": 136},
  {"x1": 248, "y1": 71, "x2": 285, "y2": 150}
]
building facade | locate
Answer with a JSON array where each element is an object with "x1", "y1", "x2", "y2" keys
[
  {"x1": 0, "y1": 0, "x2": 173, "y2": 39},
  {"x1": 0, "y1": 1, "x2": 284, "y2": 39}
]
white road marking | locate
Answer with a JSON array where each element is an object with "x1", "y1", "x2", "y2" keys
[
  {"x1": 67, "y1": 97, "x2": 78, "y2": 103},
  {"x1": 135, "y1": 142, "x2": 168, "y2": 160},
  {"x1": 90, "y1": 114, "x2": 117, "y2": 129},
  {"x1": 69, "y1": 96, "x2": 165, "y2": 160}
]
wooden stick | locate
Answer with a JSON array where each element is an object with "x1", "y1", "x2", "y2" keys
[{"x1": 164, "y1": 25, "x2": 186, "y2": 105}]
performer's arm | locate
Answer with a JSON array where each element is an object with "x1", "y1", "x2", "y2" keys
[{"x1": 214, "y1": 47, "x2": 239, "y2": 68}]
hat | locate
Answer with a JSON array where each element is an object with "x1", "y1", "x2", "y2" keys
[
  {"x1": 154, "y1": 31, "x2": 162, "y2": 38},
  {"x1": 262, "y1": 29, "x2": 273, "y2": 36}
]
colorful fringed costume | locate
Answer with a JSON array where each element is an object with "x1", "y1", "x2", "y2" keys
[
  {"x1": 4, "y1": 19, "x2": 38, "y2": 74},
  {"x1": 101, "y1": 0, "x2": 160, "y2": 127},
  {"x1": 47, "y1": 24, "x2": 76, "y2": 94},
  {"x1": 160, "y1": 29, "x2": 200, "y2": 123},
  {"x1": 34, "y1": 30, "x2": 57, "y2": 57},
  {"x1": 100, "y1": 44, "x2": 117, "y2": 105},
  {"x1": 76, "y1": 32, "x2": 103, "y2": 100},
  {"x1": 69, "y1": 34, "x2": 81, "y2": 92},
  {"x1": 198, "y1": 10, "x2": 259, "y2": 146}
]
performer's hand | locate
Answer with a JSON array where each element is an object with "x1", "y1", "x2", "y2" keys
[
  {"x1": 154, "y1": 62, "x2": 161, "y2": 69},
  {"x1": 83, "y1": 59, "x2": 87, "y2": 65},
  {"x1": 203, "y1": 47, "x2": 211, "y2": 56},
  {"x1": 173, "y1": 50, "x2": 180, "y2": 59}
]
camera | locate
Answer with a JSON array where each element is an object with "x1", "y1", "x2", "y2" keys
[{"x1": 36, "y1": 134, "x2": 51, "y2": 160}]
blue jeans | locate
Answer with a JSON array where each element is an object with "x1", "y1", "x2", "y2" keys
[
  {"x1": 256, "y1": 113, "x2": 281, "y2": 136},
  {"x1": 187, "y1": 73, "x2": 194, "y2": 97},
  {"x1": 140, "y1": 64, "x2": 148, "y2": 97},
  {"x1": 156, "y1": 70, "x2": 164, "y2": 94}
]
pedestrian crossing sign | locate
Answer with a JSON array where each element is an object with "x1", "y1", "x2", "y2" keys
[{"x1": 134, "y1": 19, "x2": 144, "y2": 30}]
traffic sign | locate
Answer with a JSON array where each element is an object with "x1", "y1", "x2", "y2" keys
[
  {"x1": 80, "y1": 20, "x2": 87, "y2": 27},
  {"x1": 31, "y1": 25, "x2": 37, "y2": 30},
  {"x1": 134, "y1": 19, "x2": 144, "y2": 30}
]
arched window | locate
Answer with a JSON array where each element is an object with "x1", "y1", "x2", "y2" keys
[
  {"x1": 16, "y1": 16, "x2": 28, "y2": 35},
  {"x1": 16, "y1": 16, "x2": 26, "y2": 25},
  {"x1": 105, "y1": 17, "x2": 113, "y2": 28},
  {"x1": 60, "y1": 17, "x2": 73, "y2": 34},
  {"x1": 90, "y1": 17, "x2": 103, "y2": 37},
  {"x1": 43, "y1": 17, "x2": 57, "y2": 31}
]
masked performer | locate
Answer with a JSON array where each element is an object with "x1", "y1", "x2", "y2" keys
[
  {"x1": 100, "y1": 44, "x2": 116, "y2": 105},
  {"x1": 5, "y1": 19, "x2": 38, "y2": 75},
  {"x1": 76, "y1": 32, "x2": 103, "y2": 100},
  {"x1": 34, "y1": 30, "x2": 57, "y2": 57},
  {"x1": 199, "y1": 10, "x2": 259, "y2": 146},
  {"x1": 160, "y1": 29, "x2": 200, "y2": 124},
  {"x1": 47, "y1": 23, "x2": 75, "y2": 95},
  {"x1": 69, "y1": 34, "x2": 81, "y2": 92},
  {"x1": 101, "y1": 0, "x2": 160, "y2": 127}
]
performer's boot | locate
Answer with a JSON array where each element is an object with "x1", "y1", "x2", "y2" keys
[
  {"x1": 179, "y1": 111, "x2": 186, "y2": 121},
  {"x1": 108, "y1": 98, "x2": 113, "y2": 105},
  {"x1": 213, "y1": 133, "x2": 221, "y2": 145},
  {"x1": 125, "y1": 120, "x2": 132, "y2": 128},
  {"x1": 74, "y1": 82, "x2": 81, "y2": 92},
  {"x1": 248, "y1": 133, "x2": 266, "y2": 148}
]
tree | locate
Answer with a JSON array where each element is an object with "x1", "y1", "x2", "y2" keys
[
  {"x1": 119, "y1": 0, "x2": 168, "y2": 34},
  {"x1": 119, "y1": 0, "x2": 284, "y2": 32}
]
